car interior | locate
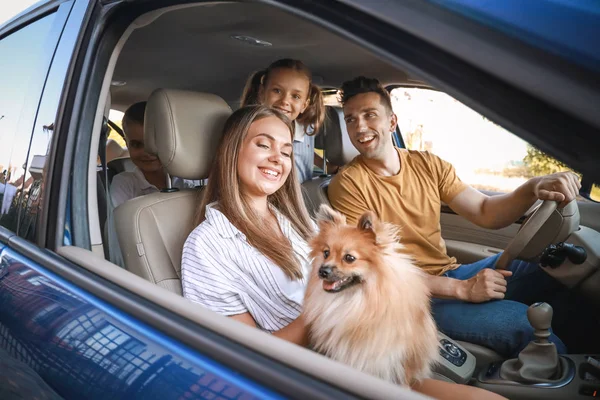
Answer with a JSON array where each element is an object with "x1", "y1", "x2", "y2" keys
[{"x1": 54, "y1": 1, "x2": 600, "y2": 399}]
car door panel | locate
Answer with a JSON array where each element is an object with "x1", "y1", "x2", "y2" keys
[
  {"x1": 56, "y1": 246, "x2": 421, "y2": 400},
  {"x1": 441, "y1": 212, "x2": 519, "y2": 252},
  {"x1": 0, "y1": 226, "x2": 398, "y2": 399},
  {"x1": 579, "y1": 201, "x2": 600, "y2": 232},
  {"x1": 444, "y1": 239, "x2": 502, "y2": 266},
  {"x1": 442, "y1": 192, "x2": 600, "y2": 262},
  {"x1": 0, "y1": 242, "x2": 284, "y2": 400}
]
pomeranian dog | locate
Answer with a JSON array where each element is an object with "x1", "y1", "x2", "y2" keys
[{"x1": 303, "y1": 205, "x2": 439, "y2": 386}]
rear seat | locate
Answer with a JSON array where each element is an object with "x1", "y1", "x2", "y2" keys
[
  {"x1": 114, "y1": 89, "x2": 231, "y2": 294},
  {"x1": 302, "y1": 106, "x2": 358, "y2": 216},
  {"x1": 107, "y1": 156, "x2": 135, "y2": 185}
]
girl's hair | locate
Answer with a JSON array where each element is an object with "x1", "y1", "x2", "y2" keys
[
  {"x1": 194, "y1": 105, "x2": 315, "y2": 280},
  {"x1": 240, "y1": 59, "x2": 325, "y2": 135}
]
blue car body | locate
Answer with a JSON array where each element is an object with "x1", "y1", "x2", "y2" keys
[
  {"x1": 0, "y1": 0, "x2": 598, "y2": 399},
  {"x1": 0, "y1": 246, "x2": 280, "y2": 399}
]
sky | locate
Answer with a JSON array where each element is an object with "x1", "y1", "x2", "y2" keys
[
  {"x1": 0, "y1": 3, "x2": 55, "y2": 179},
  {"x1": 0, "y1": 1, "x2": 41, "y2": 26}
]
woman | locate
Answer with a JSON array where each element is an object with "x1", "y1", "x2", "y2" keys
[
  {"x1": 181, "y1": 105, "x2": 504, "y2": 400},
  {"x1": 182, "y1": 105, "x2": 312, "y2": 342}
]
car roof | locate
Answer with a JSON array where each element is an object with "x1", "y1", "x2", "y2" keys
[
  {"x1": 430, "y1": 0, "x2": 600, "y2": 73},
  {"x1": 109, "y1": 2, "x2": 423, "y2": 110}
]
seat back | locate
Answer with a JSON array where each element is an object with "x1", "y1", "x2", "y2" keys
[
  {"x1": 115, "y1": 190, "x2": 199, "y2": 293},
  {"x1": 302, "y1": 106, "x2": 358, "y2": 216},
  {"x1": 114, "y1": 89, "x2": 231, "y2": 294}
]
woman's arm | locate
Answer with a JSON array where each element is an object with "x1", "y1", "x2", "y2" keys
[
  {"x1": 412, "y1": 379, "x2": 506, "y2": 400},
  {"x1": 230, "y1": 313, "x2": 308, "y2": 346}
]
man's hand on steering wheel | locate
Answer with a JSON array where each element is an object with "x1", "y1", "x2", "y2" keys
[{"x1": 531, "y1": 172, "x2": 581, "y2": 209}]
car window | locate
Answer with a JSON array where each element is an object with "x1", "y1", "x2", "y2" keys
[
  {"x1": 108, "y1": 109, "x2": 126, "y2": 149},
  {"x1": 390, "y1": 87, "x2": 600, "y2": 201},
  {"x1": 0, "y1": 13, "x2": 59, "y2": 233}
]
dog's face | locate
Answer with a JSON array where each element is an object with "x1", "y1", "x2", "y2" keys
[{"x1": 310, "y1": 205, "x2": 398, "y2": 293}]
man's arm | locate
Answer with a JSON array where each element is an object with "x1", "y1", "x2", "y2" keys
[
  {"x1": 426, "y1": 269, "x2": 512, "y2": 302},
  {"x1": 448, "y1": 172, "x2": 581, "y2": 230}
]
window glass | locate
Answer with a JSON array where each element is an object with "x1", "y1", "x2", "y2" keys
[
  {"x1": 390, "y1": 87, "x2": 597, "y2": 201},
  {"x1": 108, "y1": 109, "x2": 126, "y2": 149},
  {"x1": 592, "y1": 185, "x2": 600, "y2": 202},
  {"x1": 0, "y1": 14, "x2": 58, "y2": 233}
]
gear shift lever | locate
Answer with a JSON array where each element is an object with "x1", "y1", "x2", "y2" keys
[
  {"x1": 500, "y1": 302, "x2": 567, "y2": 383},
  {"x1": 528, "y1": 302, "x2": 552, "y2": 343}
]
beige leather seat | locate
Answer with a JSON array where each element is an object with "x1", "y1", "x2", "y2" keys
[
  {"x1": 305, "y1": 106, "x2": 504, "y2": 368},
  {"x1": 109, "y1": 157, "x2": 135, "y2": 172},
  {"x1": 114, "y1": 89, "x2": 231, "y2": 294}
]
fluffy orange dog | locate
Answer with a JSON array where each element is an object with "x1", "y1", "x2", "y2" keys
[{"x1": 303, "y1": 205, "x2": 439, "y2": 386}]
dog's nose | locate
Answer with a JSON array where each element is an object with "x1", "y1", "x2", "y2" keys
[{"x1": 319, "y1": 265, "x2": 333, "y2": 279}]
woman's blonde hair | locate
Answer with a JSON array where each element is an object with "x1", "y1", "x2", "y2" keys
[
  {"x1": 240, "y1": 59, "x2": 325, "y2": 135},
  {"x1": 194, "y1": 105, "x2": 315, "y2": 280}
]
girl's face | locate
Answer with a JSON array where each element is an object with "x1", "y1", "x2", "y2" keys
[
  {"x1": 237, "y1": 116, "x2": 293, "y2": 202},
  {"x1": 260, "y1": 68, "x2": 310, "y2": 122}
]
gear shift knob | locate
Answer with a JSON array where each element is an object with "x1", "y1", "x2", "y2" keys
[{"x1": 527, "y1": 302, "x2": 553, "y2": 342}]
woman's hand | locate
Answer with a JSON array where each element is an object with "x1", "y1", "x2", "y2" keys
[
  {"x1": 412, "y1": 379, "x2": 507, "y2": 399},
  {"x1": 230, "y1": 312, "x2": 309, "y2": 346}
]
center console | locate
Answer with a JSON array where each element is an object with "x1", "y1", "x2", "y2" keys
[
  {"x1": 475, "y1": 354, "x2": 600, "y2": 399},
  {"x1": 433, "y1": 333, "x2": 476, "y2": 384},
  {"x1": 434, "y1": 302, "x2": 600, "y2": 399}
]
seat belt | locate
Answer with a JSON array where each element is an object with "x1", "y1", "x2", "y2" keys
[{"x1": 99, "y1": 117, "x2": 125, "y2": 267}]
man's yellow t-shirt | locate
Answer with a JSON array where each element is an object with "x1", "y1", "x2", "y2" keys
[{"x1": 328, "y1": 148, "x2": 466, "y2": 276}]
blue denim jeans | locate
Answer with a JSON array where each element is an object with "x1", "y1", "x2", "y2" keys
[{"x1": 432, "y1": 253, "x2": 568, "y2": 358}]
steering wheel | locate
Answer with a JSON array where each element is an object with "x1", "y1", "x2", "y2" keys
[{"x1": 495, "y1": 200, "x2": 580, "y2": 270}]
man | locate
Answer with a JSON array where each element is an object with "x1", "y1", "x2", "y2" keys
[
  {"x1": 110, "y1": 102, "x2": 198, "y2": 207},
  {"x1": 328, "y1": 76, "x2": 589, "y2": 358}
]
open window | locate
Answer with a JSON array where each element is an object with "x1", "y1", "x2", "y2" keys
[{"x1": 391, "y1": 87, "x2": 600, "y2": 202}]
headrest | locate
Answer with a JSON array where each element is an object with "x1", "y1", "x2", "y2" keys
[
  {"x1": 145, "y1": 89, "x2": 232, "y2": 180},
  {"x1": 323, "y1": 106, "x2": 359, "y2": 166}
]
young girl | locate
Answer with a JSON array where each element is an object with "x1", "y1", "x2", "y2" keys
[
  {"x1": 241, "y1": 59, "x2": 336, "y2": 183},
  {"x1": 181, "y1": 105, "x2": 505, "y2": 400}
]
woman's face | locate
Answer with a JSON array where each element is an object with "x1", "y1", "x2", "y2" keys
[
  {"x1": 237, "y1": 116, "x2": 293, "y2": 202},
  {"x1": 260, "y1": 68, "x2": 310, "y2": 122}
]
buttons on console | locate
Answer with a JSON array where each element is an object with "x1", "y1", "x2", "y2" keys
[
  {"x1": 443, "y1": 342, "x2": 460, "y2": 357},
  {"x1": 439, "y1": 339, "x2": 467, "y2": 367}
]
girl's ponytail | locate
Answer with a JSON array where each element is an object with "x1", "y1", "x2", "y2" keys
[
  {"x1": 298, "y1": 83, "x2": 325, "y2": 136},
  {"x1": 240, "y1": 69, "x2": 266, "y2": 107}
]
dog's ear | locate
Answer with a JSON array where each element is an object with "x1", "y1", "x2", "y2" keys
[
  {"x1": 316, "y1": 204, "x2": 346, "y2": 226},
  {"x1": 358, "y1": 211, "x2": 399, "y2": 246},
  {"x1": 357, "y1": 211, "x2": 377, "y2": 232}
]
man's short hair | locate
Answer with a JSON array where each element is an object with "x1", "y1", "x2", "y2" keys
[
  {"x1": 340, "y1": 76, "x2": 392, "y2": 114},
  {"x1": 123, "y1": 101, "x2": 147, "y2": 130}
]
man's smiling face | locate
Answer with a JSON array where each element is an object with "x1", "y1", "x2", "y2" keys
[{"x1": 343, "y1": 92, "x2": 397, "y2": 160}]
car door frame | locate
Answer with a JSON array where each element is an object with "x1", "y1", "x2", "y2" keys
[{"x1": 6, "y1": 0, "x2": 599, "y2": 398}]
